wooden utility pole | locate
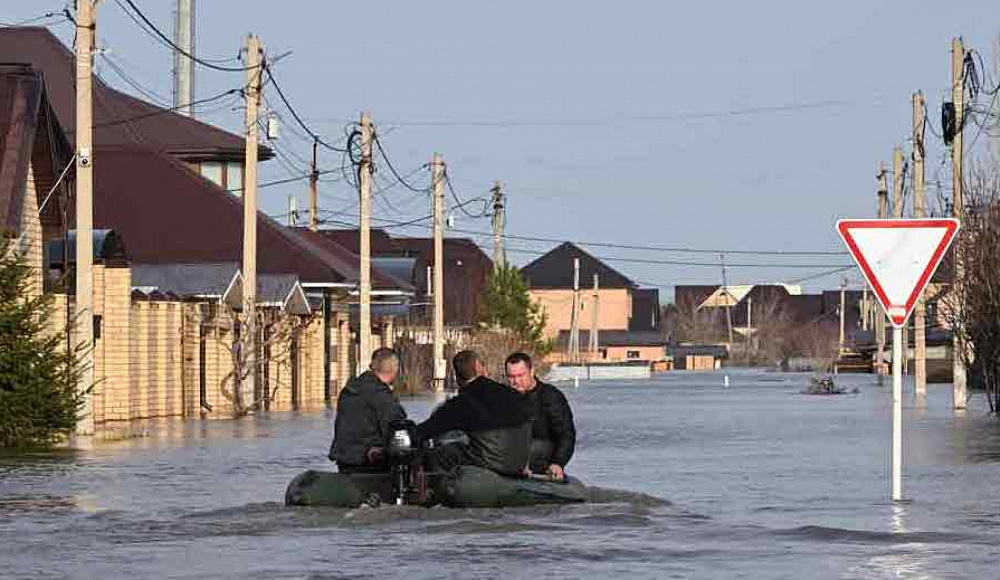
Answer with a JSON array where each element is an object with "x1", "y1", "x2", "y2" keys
[
  {"x1": 913, "y1": 90, "x2": 928, "y2": 399},
  {"x1": 431, "y1": 153, "x2": 446, "y2": 391},
  {"x1": 173, "y1": 0, "x2": 195, "y2": 117},
  {"x1": 309, "y1": 137, "x2": 319, "y2": 231},
  {"x1": 568, "y1": 258, "x2": 581, "y2": 363},
  {"x1": 358, "y1": 112, "x2": 374, "y2": 376},
  {"x1": 242, "y1": 33, "x2": 262, "y2": 405},
  {"x1": 589, "y1": 274, "x2": 599, "y2": 356},
  {"x1": 491, "y1": 180, "x2": 505, "y2": 270},
  {"x1": 876, "y1": 163, "x2": 889, "y2": 380},
  {"x1": 75, "y1": 0, "x2": 96, "y2": 436},
  {"x1": 951, "y1": 37, "x2": 967, "y2": 410},
  {"x1": 893, "y1": 146, "x2": 907, "y2": 375}
]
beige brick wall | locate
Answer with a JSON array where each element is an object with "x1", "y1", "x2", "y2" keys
[
  {"x1": 530, "y1": 288, "x2": 633, "y2": 340},
  {"x1": 14, "y1": 163, "x2": 44, "y2": 296}
]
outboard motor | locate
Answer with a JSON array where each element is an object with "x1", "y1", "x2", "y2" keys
[{"x1": 387, "y1": 419, "x2": 418, "y2": 505}]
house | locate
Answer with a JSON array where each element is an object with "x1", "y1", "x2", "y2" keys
[
  {"x1": 0, "y1": 29, "x2": 414, "y2": 425},
  {"x1": 553, "y1": 330, "x2": 667, "y2": 363},
  {"x1": 520, "y1": 242, "x2": 661, "y2": 341},
  {"x1": 301, "y1": 227, "x2": 493, "y2": 329}
]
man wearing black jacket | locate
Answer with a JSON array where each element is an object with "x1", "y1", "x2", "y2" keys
[
  {"x1": 329, "y1": 348, "x2": 407, "y2": 473},
  {"x1": 416, "y1": 350, "x2": 532, "y2": 477},
  {"x1": 505, "y1": 352, "x2": 576, "y2": 480}
]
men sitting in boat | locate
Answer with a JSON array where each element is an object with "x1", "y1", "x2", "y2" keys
[
  {"x1": 328, "y1": 348, "x2": 407, "y2": 474},
  {"x1": 505, "y1": 352, "x2": 576, "y2": 481},
  {"x1": 415, "y1": 350, "x2": 533, "y2": 477}
]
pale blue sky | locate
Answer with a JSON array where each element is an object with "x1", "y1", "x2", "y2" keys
[{"x1": 7, "y1": 1, "x2": 999, "y2": 298}]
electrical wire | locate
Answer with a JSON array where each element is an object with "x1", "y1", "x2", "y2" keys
[
  {"x1": 0, "y1": 12, "x2": 68, "y2": 27},
  {"x1": 98, "y1": 53, "x2": 171, "y2": 106},
  {"x1": 64, "y1": 89, "x2": 242, "y2": 133},
  {"x1": 263, "y1": 63, "x2": 347, "y2": 152},
  {"x1": 372, "y1": 131, "x2": 428, "y2": 193},
  {"x1": 443, "y1": 171, "x2": 490, "y2": 218},
  {"x1": 115, "y1": 0, "x2": 260, "y2": 72}
]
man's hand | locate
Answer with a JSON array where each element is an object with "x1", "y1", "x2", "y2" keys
[
  {"x1": 547, "y1": 464, "x2": 565, "y2": 481},
  {"x1": 366, "y1": 446, "x2": 385, "y2": 465}
]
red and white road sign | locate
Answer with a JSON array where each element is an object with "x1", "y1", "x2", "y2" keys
[{"x1": 837, "y1": 219, "x2": 960, "y2": 328}]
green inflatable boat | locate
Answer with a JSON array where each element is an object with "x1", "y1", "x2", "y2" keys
[{"x1": 285, "y1": 465, "x2": 589, "y2": 508}]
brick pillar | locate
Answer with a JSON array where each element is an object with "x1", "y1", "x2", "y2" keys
[
  {"x1": 383, "y1": 317, "x2": 394, "y2": 349},
  {"x1": 181, "y1": 304, "x2": 201, "y2": 417},
  {"x1": 101, "y1": 267, "x2": 131, "y2": 422},
  {"x1": 336, "y1": 315, "x2": 351, "y2": 400}
]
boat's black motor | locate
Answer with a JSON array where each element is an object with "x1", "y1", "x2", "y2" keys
[{"x1": 387, "y1": 419, "x2": 419, "y2": 505}]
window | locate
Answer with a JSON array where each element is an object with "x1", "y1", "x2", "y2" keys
[
  {"x1": 200, "y1": 161, "x2": 223, "y2": 186},
  {"x1": 627, "y1": 350, "x2": 640, "y2": 359},
  {"x1": 226, "y1": 162, "x2": 243, "y2": 195}
]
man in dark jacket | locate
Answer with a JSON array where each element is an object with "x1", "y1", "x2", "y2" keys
[
  {"x1": 505, "y1": 352, "x2": 576, "y2": 480},
  {"x1": 416, "y1": 350, "x2": 532, "y2": 476},
  {"x1": 329, "y1": 348, "x2": 406, "y2": 473}
]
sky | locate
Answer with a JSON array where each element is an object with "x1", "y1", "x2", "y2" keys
[{"x1": 5, "y1": 1, "x2": 999, "y2": 300}]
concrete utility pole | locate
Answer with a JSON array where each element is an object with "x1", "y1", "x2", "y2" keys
[
  {"x1": 720, "y1": 253, "x2": 734, "y2": 347},
  {"x1": 242, "y1": 33, "x2": 262, "y2": 405},
  {"x1": 876, "y1": 163, "x2": 889, "y2": 381},
  {"x1": 951, "y1": 37, "x2": 968, "y2": 410},
  {"x1": 491, "y1": 180, "x2": 505, "y2": 270},
  {"x1": 746, "y1": 294, "x2": 753, "y2": 355},
  {"x1": 913, "y1": 90, "x2": 928, "y2": 400},
  {"x1": 589, "y1": 274, "x2": 599, "y2": 356},
  {"x1": 309, "y1": 138, "x2": 319, "y2": 232},
  {"x1": 893, "y1": 146, "x2": 907, "y2": 375},
  {"x1": 430, "y1": 153, "x2": 446, "y2": 391},
  {"x1": 75, "y1": 0, "x2": 96, "y2": 436},
  {"x1": 286, "y1": 195, "x2": 298, "y2": 227},
  {"x1": 568, "y1": 257, "x2": 581, "y2": 363},
  {"x1": 173, "y1": 0, "x2": 195, "y2": 116},
  {"x1": 839, "y1": 279, "x2": 847, "y2": 355},
  {"x1": 358, "y1": 113, "x2": 374, "y2": 376}
]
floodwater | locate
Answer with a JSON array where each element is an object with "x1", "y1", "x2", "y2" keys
[{"x1": 2, "y1": 370, "x2": 1000, "y2": 579}]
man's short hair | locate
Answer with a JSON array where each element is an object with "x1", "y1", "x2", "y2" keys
[
  {"x1": 453, "y1": 350, "x2": 481, "y2": 384},
  {"x1": 370, "y1": 347, "x2": 399, "y2": 375},
  {"x1": 505, "y1": 352, "x2": 533, "y2": 369}
]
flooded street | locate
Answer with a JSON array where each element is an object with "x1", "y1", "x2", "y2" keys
[{"x1": 3, "y1": 370, "x2": 1000, "y2": 579}]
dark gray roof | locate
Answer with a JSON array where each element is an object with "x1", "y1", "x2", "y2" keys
[
  {"x1": 668, "y1": 344, "x2": 729, "y2": 358},
  {"x1": 556, "y1": 329, "x2": 667, "y2": 348},
  {"x1": 131, "y1": 262, "x2": 306, "y2": 308},
  {"x1": 521, "y1": 242, "x2": 636, "y2": 289}
]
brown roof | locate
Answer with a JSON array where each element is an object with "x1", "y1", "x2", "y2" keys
[
  {"x1": 0, "y1": 63, "x2": 72, "y2": 235},
  {"x1": 291, "y1": 228, "x2": 413, "y2": 291},
  {"x1": 91, "y1": 148, "x2": 356, "y2": 285},
  {"x1": 0, "y1": 27, "x2": 269, "y2": 162},
  {"x1": 307, "y1": 228, "x2": 493, "y2": 324}
]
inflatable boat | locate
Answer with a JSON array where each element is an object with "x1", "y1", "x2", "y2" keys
[{"x1": 285, "y1": 465, "x2": 589, "y2": 508}]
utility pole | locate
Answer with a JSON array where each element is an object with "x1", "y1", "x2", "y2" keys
[
  {"x1": 568, "y1": 257, "x2": 580, "y2": 363},
  {"x1": 746, "y1": 294, "x2": 753, "y2": 355},
  {"x1": 241, "y1": 33, "x2": 262, "y2": 405},
  {"x1": 893, "y1": 146, "x2": 907, "y2": 375},
  {"x1": 431, "y1": 153, "x2": 446, "y2": 391},
  {"x1": 173, "y1": 0, "x2": 195, "y2": 116},
  {"x1": 309, "y1": 137, "x2": 319, "y2": 232},
  {"x1": 839, "y1": 279, "x2": 847, "y2": 354},
  {"x1": 589, "y1": 274, "x2": 599, "y2": 357},
  {"x1": 491, "y1": 180, "x2": 505, "y2": 270},
  {"x1": 876, "y1": 163, "x2": 889, "y2": 381},
  {"x1": 75, "y1": 0, "x2": 96, "y2": 436},
  {"x1": 720, "y1": 253, "x2": 733, "y2": 347},
  {"x1": 358, "y1": 112, "x2": 374, "y2": 376},
  {"x1": 913, "y1": 90, "x2": 928, "y2": 400},
  {"x1": 951, "y1": 37, "x2": 968, "y2": 410}
]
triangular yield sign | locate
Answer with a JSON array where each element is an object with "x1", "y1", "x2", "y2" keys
[{"x1": 837, "y1": 219, "x2": 959, "y2": 328}]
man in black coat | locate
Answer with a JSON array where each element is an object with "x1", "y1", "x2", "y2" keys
[
  {"x1": 329, "y1": 348, "x2": 406, "y2": 473},
  {"x1": 505, "y1": 352, "x2": 576, "y2": 480},
  {"x1": 415, "y1": 350, "x2": 532, "y2": 477}
]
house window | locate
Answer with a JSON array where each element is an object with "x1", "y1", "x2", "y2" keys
[
  {"x1": 226, "y1": 162, "x2": 243, "y2": 194},
  {"x1": 626, "y1": 350, "x2": 640, "y2": 359},
  {"x1": 200, "y1": 161, "x2": 223, "y2": 186}
]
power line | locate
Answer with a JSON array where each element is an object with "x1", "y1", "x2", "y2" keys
[
  {"x1": 0, "y1": 12, "x2": 68, "y2": 27},
  {"x1": 98, "y1": 53, "x2": 171, "y2": 106},
  {"x1": 263, "y1": 63, "x2": 347, "y2": 152},
  {"x1": 64, "y1": 89, "x2": 241, "y2": 133},
  {"x1": 372, "y1": 131, "x2": 428, "y2": 192},
  {"x1": 114, "y1": 0, "x2": 259, "y2": 72},
  {"x1": 443, "y1": 171, "x2": 490, "y2": 218}
]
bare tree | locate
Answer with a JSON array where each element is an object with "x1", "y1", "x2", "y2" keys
[
  {"x1": 792, "y1": 320, "x2": 840, "y2": 375},
  {"x1": 673, "y1": 295, "x2": 725, "y2": 344},
  {"x1": 752, "y1": 294, "x2": 795, "y2": 367}
]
